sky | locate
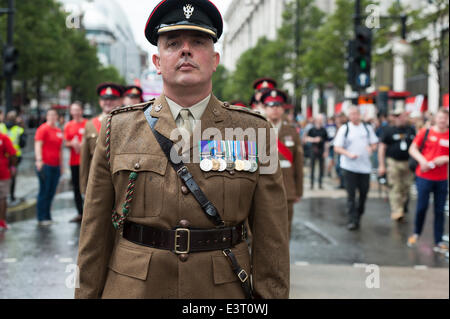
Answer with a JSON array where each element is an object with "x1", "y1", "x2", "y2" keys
[{"x1": 117, "y1": 0, "x2": 232, "y2": 59}]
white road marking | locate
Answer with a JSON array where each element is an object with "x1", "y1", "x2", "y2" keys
[
  {"x1": 3, "y1": 258, "x2": 17, "y2": 263},
  {"x1": 58, "y1": 258, "x2": 73, "y2": 263},
  {"x1": 414, "y1": 265, "x2": 428, "y2": 270},
  {"x1": 295, "y1": 261, "x2": 310, "y2": 266}
]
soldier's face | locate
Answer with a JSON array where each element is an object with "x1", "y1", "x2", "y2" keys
[
  {"x1": 123, "y1": 96, "x2": 141, "y2": 106},
  {"x1": 153, "y1": 30, "x2": 220, "y2": 89},
  {"x1": 265, "y1": 105, "x2": 284, "y2": 121},
  {"x1": 100, "y1": 98, "x2": 122, "y2": 114}
]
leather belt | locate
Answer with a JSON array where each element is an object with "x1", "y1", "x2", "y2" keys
[{"x1": 123, "y1": 221, "x2": 247, "y2": 254}]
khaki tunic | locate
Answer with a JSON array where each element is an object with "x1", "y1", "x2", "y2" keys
[
  {"x1": 278, "y1": 122, "x2": 304, "y2": 201},
  {"x1": 277, "y1": 122, "x2": 303, "y2": 236},
  {"x1": 75, "y1": 95, "x2": 290, "y2": 299},
  {"x1": 79, "y1": 119, "x2": 100, "y2": 195}
]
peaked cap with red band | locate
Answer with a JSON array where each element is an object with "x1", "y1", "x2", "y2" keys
[
  {"x1": 253, "y1": 77, "x2": 277, "y2": 91},
  {"x1": 145, "y1": 0, "x2": 223, "y2": 46},
  {"x1": 231, "y1": 101, "x2": 247, "y2": 108},
  {"x1": 261, "y1": 89, "x2": 288, "y2": 107},
  {"x1": 124, "y1": 85, "x2": 143, "y2": 97},
  {"x1": 96, "y1": 82, "x2": 124, "y2": 99}
]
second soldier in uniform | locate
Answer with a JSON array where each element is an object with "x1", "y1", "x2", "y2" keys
[
  {"x1": 262, "y1": 89, "x2": 304, "y2": 238},
  {"x1": 79, "y1": 83, "x2": 123, "y2": 195}
]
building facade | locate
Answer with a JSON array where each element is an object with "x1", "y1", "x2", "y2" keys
[{"x1": 59, "y1": 0, "x2": 144, "y2": 84}]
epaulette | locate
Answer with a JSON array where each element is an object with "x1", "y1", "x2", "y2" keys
[
  {"x1": 110, "y1": 99, "x2": 155, "y2": 116},
  {"x1": 222, "y1": 101, "x2": 267, "y2": 121}
]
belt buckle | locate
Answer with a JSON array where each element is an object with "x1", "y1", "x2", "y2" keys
[
  {"x1": 174, "y1": 228, "x2": 190, "y2": 254},
  {"x1": 237, "y1": 269, "x2": 248, "y2": 283}
]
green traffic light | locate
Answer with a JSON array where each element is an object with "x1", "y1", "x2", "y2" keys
[{"x1": 360, "y1": 59, "x2": 367, "y2": 69}]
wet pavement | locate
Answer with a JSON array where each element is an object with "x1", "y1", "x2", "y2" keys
[{"x1": 0, "y1": 141, "x2": 448, "y2": 298}]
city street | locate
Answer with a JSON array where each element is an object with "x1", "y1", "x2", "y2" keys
[{"x1": 0, "y1": 143, "x2": 448, "y2": 299}]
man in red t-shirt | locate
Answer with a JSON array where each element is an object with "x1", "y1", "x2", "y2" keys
[
  {"x1": 408, "y1": 108, "x2": 449, "y2": 252},
  {"x1": 64, "y1": 101, "x2": 87, "y2": 223},
  {"x1": 34, "y1": 109, "x2": 64, "y2": 225},
  {"x1": 0, "y1": 133, "x2": 17, "y2": 230}
]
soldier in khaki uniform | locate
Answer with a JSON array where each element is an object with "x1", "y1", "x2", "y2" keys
[
  {"x1": 79, "y1": 83, "x2": 123, "y2": 195},
  {"x1": 262, "y1": 89, "x2": 304, "y2": 238},
  {"x1": 75, "y1": 0, "x2": 290, "y2": 299},
  {"x1": 123, "y1": 85, "x2": 143, "y2": 106}
]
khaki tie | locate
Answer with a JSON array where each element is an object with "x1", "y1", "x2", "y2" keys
[{"x1": 179, "y1": 108, "x2": 193, "y2": 134}]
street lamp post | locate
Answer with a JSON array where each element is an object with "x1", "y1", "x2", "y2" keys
[{"x1": 1, "y1": 0, "x2": 15, "y2": 113}]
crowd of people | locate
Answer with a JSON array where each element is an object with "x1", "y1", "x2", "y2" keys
[
  {"x1": 0, "y1": 83, "x2": 448, "y2": 255},
  {"x1": 0, "y1": 84, "x2": 144, "y2": 229},
  {"x1": 294, "y1": 106, "x2": 449, "y2": 251}
]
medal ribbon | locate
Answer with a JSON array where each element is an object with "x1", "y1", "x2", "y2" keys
[
  {"x1": 227, "y1": 140, "x2": 234, "y2": 160},
  {"x1": 201, "y1": 140, "x2": 210, "y2": 159},
  {"x1": 241, "y1": 141, "x2": 247, "y2": 160},
  {"x1": 234, "y1": 140, "x2": 241, "y2": 160}
]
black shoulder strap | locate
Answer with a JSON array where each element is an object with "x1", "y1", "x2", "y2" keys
[
  {"x1": 143, "y1": 106, "x2": 225, "y2": 228},
  {"x1": 344, "y1": 123, "x2": 349, "y2": 138},
  {"x1": 419, "y1": 128, "x2": 430, "y2": 152}
]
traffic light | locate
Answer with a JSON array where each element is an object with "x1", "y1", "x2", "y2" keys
[
  {"x1": 354, "y1": 25, "x2": 372, "y2": 89},
  {"x1": 347, "y1": 40, "x2": 357, "y2": 88},
  {"x1": 2, "y1": 45, "x2": 19, "y2": 77},
  {"x1": 377, "y1": 87, "x2": 389, "y2": 116}
]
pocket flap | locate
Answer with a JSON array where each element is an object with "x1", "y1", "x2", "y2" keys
[
  {"x1": 112, "y1": 154, "x2": 167, "y2": 175},
  {"x1": 204, "y1": 170, "x2": 257, "y2": 182},
  {"x1": 108, "y1": 244, "x2": 152, "y2": 281},
  {"x1": 212, "y1": 251, "x2": 251, "y2": 285}
]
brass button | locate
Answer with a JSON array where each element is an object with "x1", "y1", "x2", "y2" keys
[
  {"x1": 179, "y1": 219, "x2": 190, "y2": 228},
  {"x1": 134, "y1": 163, "x2": 140, "y2": 170},
  {"x1": 181, "y1": 185, "x2": 189, "y2": 195},
  {"x1": 229, "y1": 170, "x2": 235, "y2": 175},
  {"x1": 179, "y1": 254, "x2": 189, "y2": 262},
  {"x1": 224, "y1": 102, "x2": 229, "y2": 107}
]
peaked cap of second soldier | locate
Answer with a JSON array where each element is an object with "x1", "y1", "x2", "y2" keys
[{"x1": 145, "y1": 0, "x2": 223, "y2": 46}]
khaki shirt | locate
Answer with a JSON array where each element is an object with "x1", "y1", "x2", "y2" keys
[{"x1": 75, "y1": 95, "x2": 290, "y2": 299}]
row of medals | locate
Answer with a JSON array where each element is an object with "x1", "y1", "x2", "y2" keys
[{"x1": 200, "y1": 152, "x2": 258, "y2": 173}]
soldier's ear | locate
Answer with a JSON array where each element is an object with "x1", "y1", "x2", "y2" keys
[
  {"x1": 152, "y1": 54, "x2": 162, "y2": 75},
  {"x1": 212, "y1": 52, "x2": 220, "y2": 72}
]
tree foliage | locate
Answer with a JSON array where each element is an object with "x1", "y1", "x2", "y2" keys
[{"x1": 0, "y1": 0, "x2": 124, "y2": 106}]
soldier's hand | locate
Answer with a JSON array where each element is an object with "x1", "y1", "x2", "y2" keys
[
  {"x1": 378, "y1": 166, "x2": 386, "y2": 176},
  {"x1": 294, "y1": 196, "x2": 301, "y2": 203}
]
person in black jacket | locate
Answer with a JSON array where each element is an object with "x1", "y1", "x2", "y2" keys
[{"x1": 378, "y1": 108, "x2": 416, "y2": 221}]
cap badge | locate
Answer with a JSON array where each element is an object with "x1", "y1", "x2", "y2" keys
[
  {"x1": 106, "y1": 87, "x2": 113, "y2": 95},
  {"x1": 183, "y1": 4, "x2": 194, "y2": 19},
  {"x1": 262, "y1": 81, "x2": 269, "y2": 88},
  {"x1": 271, "y1": 90, "x2": 277, "y2": 98},
  {"x1": 131, "y1": 88, "x2": 139, "y2": 94}
]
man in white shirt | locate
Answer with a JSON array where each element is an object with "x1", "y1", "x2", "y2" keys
[{"x1": 334, "y1": 106, "x2": 378, "y2": 230}]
